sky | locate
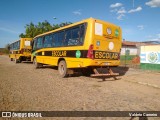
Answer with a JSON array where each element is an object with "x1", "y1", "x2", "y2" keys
[{"x1": 0, "y1": 0, "x2": 160, "y2": 48}]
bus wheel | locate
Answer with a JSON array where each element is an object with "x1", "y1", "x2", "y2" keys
[
  {"x1": 33, "y1": 58, "x2": 42, "y2": 69},
  {"x1": 10, "y1": 58, "x2": 13, "y2": 61},
  {"x1": 19, "y1": 57, "x2": 22, "y2": 63},
  {"x1": 58, "y1": 60, "x2": 68, "y2": 78},
  {"x1": 15, "y1": 59, "x2": 19, "y2": 63}
]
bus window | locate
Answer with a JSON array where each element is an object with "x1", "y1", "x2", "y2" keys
[
  {"x1": 17, "y1": 41, "x2": 20, "y2": 49},
  {"x1": 33, "y1": 38, "x2": 37, "y2": 50},
  {"x1": 58, "y1": 31, "x2": 65, "y2": 47},
  {"x1": 37, "y1": 37, "x2": 43, "y2": 49},
  {"x1": 79, "y1": 24, "x2": 85, "y2": 45},
  {"x1": 44, "y1": 34, "x2": 53, "y2": 48},
  {"x1": 53, "y1": 33, "x2": 58, "y2": 47},
  {"x1": 12, "y1": 41, "x2": 20, "y2": 50},
  {"x1": 72, "y1": 27, "x2": 80, "y2": 46},
  {"x1": 65, "y1": 29, "x2": 72, "y2": 46}
]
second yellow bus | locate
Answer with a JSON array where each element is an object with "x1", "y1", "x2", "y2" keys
[{"x1": 9, "y1": 38, "x2": 32, "y2": 63}]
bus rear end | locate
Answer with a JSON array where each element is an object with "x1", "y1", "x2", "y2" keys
[
  {"x1": 10, "y1": 38, "x2": 32, "y2": 63},
  {"x1": 85, "y1": 19, "x2": 122, "y2": 77},
  {"x1": 19, "y1": 38, "x2": 32, "y2": 62}
]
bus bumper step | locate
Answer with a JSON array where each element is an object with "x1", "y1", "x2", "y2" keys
[{"x1": 91, "y1": 68, "x2": 119, "y2": 80}]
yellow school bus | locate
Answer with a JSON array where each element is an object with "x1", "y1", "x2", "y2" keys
[
  {"x1": 31, "y1": 18, "x2": 122, "y2": 77},
  {"x1": 9, "y1": 38, "x2": 32, "y2": 63}
]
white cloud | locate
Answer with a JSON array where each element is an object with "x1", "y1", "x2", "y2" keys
[
  {"x1": 117, "y1": 7, "x2": 127, "y2": 14},
  {"x1": 0, "y1": 27, "x2": 19, "y2": 34},
  {"x1": 146, "y1": 0, "x2": 160, "y2": 7},
  {"x1": 110, "y1": 3, "x2": 123, "y2": 8},
  {"x1": 73, "y1": 10, "x2": 81, "y2": 15},
  {"x1": 110, "y1": 9, "x2": 118, "y2": 13},
  {"x1": 128, "y1": 6, "x2": 142, "y2": 13},
  {"x1": 116, "y1": 7, "x2": 126, "y2": 20},
  {"x1": 137, "y1": 25, "x2": 144, "y2": 30},
  {"x1": 117, "y1": 14, "x2": 125, "y2": 20}
]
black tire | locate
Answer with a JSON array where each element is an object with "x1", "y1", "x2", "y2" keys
[
  {"x1": 33, "y1": 58, "x2": 42, "y2": 69},
  {"x1": 10, "y1": 58, "x2": 13, "y2": 61},
  {"x1": 58, "y1": 60, "x2": 68, "y2": 78},
  {"x1": 15, "y1": 59, "x2": 19, "y2": 64},
  {"x1": 19, "y1": 57, "x2": 22, "y2": 63}
]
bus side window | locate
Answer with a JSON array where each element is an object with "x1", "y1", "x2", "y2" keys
[
  {"x1": 80, "y1": 24, "x2": 85, "y2": 45},
  {"x1": 14, "y1": 42, "x2": 19, "y2": 50},
  {"x1": 72, "y1": 27, "x2": 80, "y2": 46},
  {"x1": 53, "y1": 33, "x2": 58, "y2": 47},
  {"x1": 65, "y1": 29, "x2": 71, "y2": 46},
  {"x1": 58, "y1": 31, "x2": 65, "y2": 47},
  {"x1": 17, "y1": 41, "x2": 20, "y2": 49},
  {"x1": 49, "y1": 34, "x2": 54, "y2": 47},
  {"x1": 33, "y1": 38, "x2": 37, "y2": 50},
  {"x1": 44, "y1": 35, "x2": 52, "y2": 48},
  {"x1": 37, "y1": 37, "x2": 43, "y2": 49}
]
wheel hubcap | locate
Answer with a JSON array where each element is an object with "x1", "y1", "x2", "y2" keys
[{"x1": 60, "y1": 65, "x2": 64, "y2": 74}]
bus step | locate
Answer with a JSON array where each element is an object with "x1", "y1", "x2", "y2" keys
[{"x1": 91, "y1": 68, "x2": 119, "y2": 80}]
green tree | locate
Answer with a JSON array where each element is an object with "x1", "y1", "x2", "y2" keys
[{"x1": 19, "y1": 20, "x2": 72, "y2": 38}]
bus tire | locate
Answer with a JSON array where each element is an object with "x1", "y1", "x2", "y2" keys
[
  {"x1": 15, "y1": 59, "x2": 19, "y2": 63},
  {"x1": 33, "y1": 58, "x2": 42, "y2": 69},
  {"x1": 11, "y1": 58, "x2": 13, "y2": 61},
  {"x1": 58, "y1": 60, "x2": 68, "y2": 78},
  {"x1": 19, "y1": 57, "x2": 22, "y2": 63}
]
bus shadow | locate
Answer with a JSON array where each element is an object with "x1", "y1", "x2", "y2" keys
[
  {"x1": 40, "y1": 65, "x2": 58, "y2": 70},
  {"x1": 96, "y1": 77, "x2": 121, "y2": 82},
  {"x1": 22, "y1": 61, "x2": 33, "y2": 64},
  {"x1": 111, "y1": 66, "x2": 130, "y2": 76}
]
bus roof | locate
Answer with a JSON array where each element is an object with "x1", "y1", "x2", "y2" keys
[
  {"x1": 33, "y1": 17, "x2": 120, "y2": 39},
  {"x1": 10, "y1": 38, "x2": 32, "y2": 45}
]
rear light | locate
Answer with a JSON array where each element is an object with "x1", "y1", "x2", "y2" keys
[{"x1": 87, "y1": 44, "x2": 94, "y2": 59}]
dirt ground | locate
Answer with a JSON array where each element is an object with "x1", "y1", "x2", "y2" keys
[{"x1": 0, "y1": 55, "x2": 160, "y2": 120}]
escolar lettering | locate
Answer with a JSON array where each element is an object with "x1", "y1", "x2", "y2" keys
[
  {"x1": 52, "y1": 51, "x2": 67, "y2": 57},
  {"x1": 95, "y1": 51, "x2": 118, "y2": 59}
]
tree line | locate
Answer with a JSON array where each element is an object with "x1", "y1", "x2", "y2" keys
[{"x1": 19, "y1": 20, "x2": 72, "y2": 38}]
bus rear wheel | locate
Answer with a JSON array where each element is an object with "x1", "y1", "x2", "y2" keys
[
  {"x1": 33, "y1": 58, "x2": 42, "y2": 69},
  {"x1": 15, "y1": 59, "x2": 19, "y2": 63},
  {"x1": 10, "y1": 58, "x2": 13, "y2": 61},
  {"x1": 58, "y1": 60, "x2": 68, "y2": 78}
]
